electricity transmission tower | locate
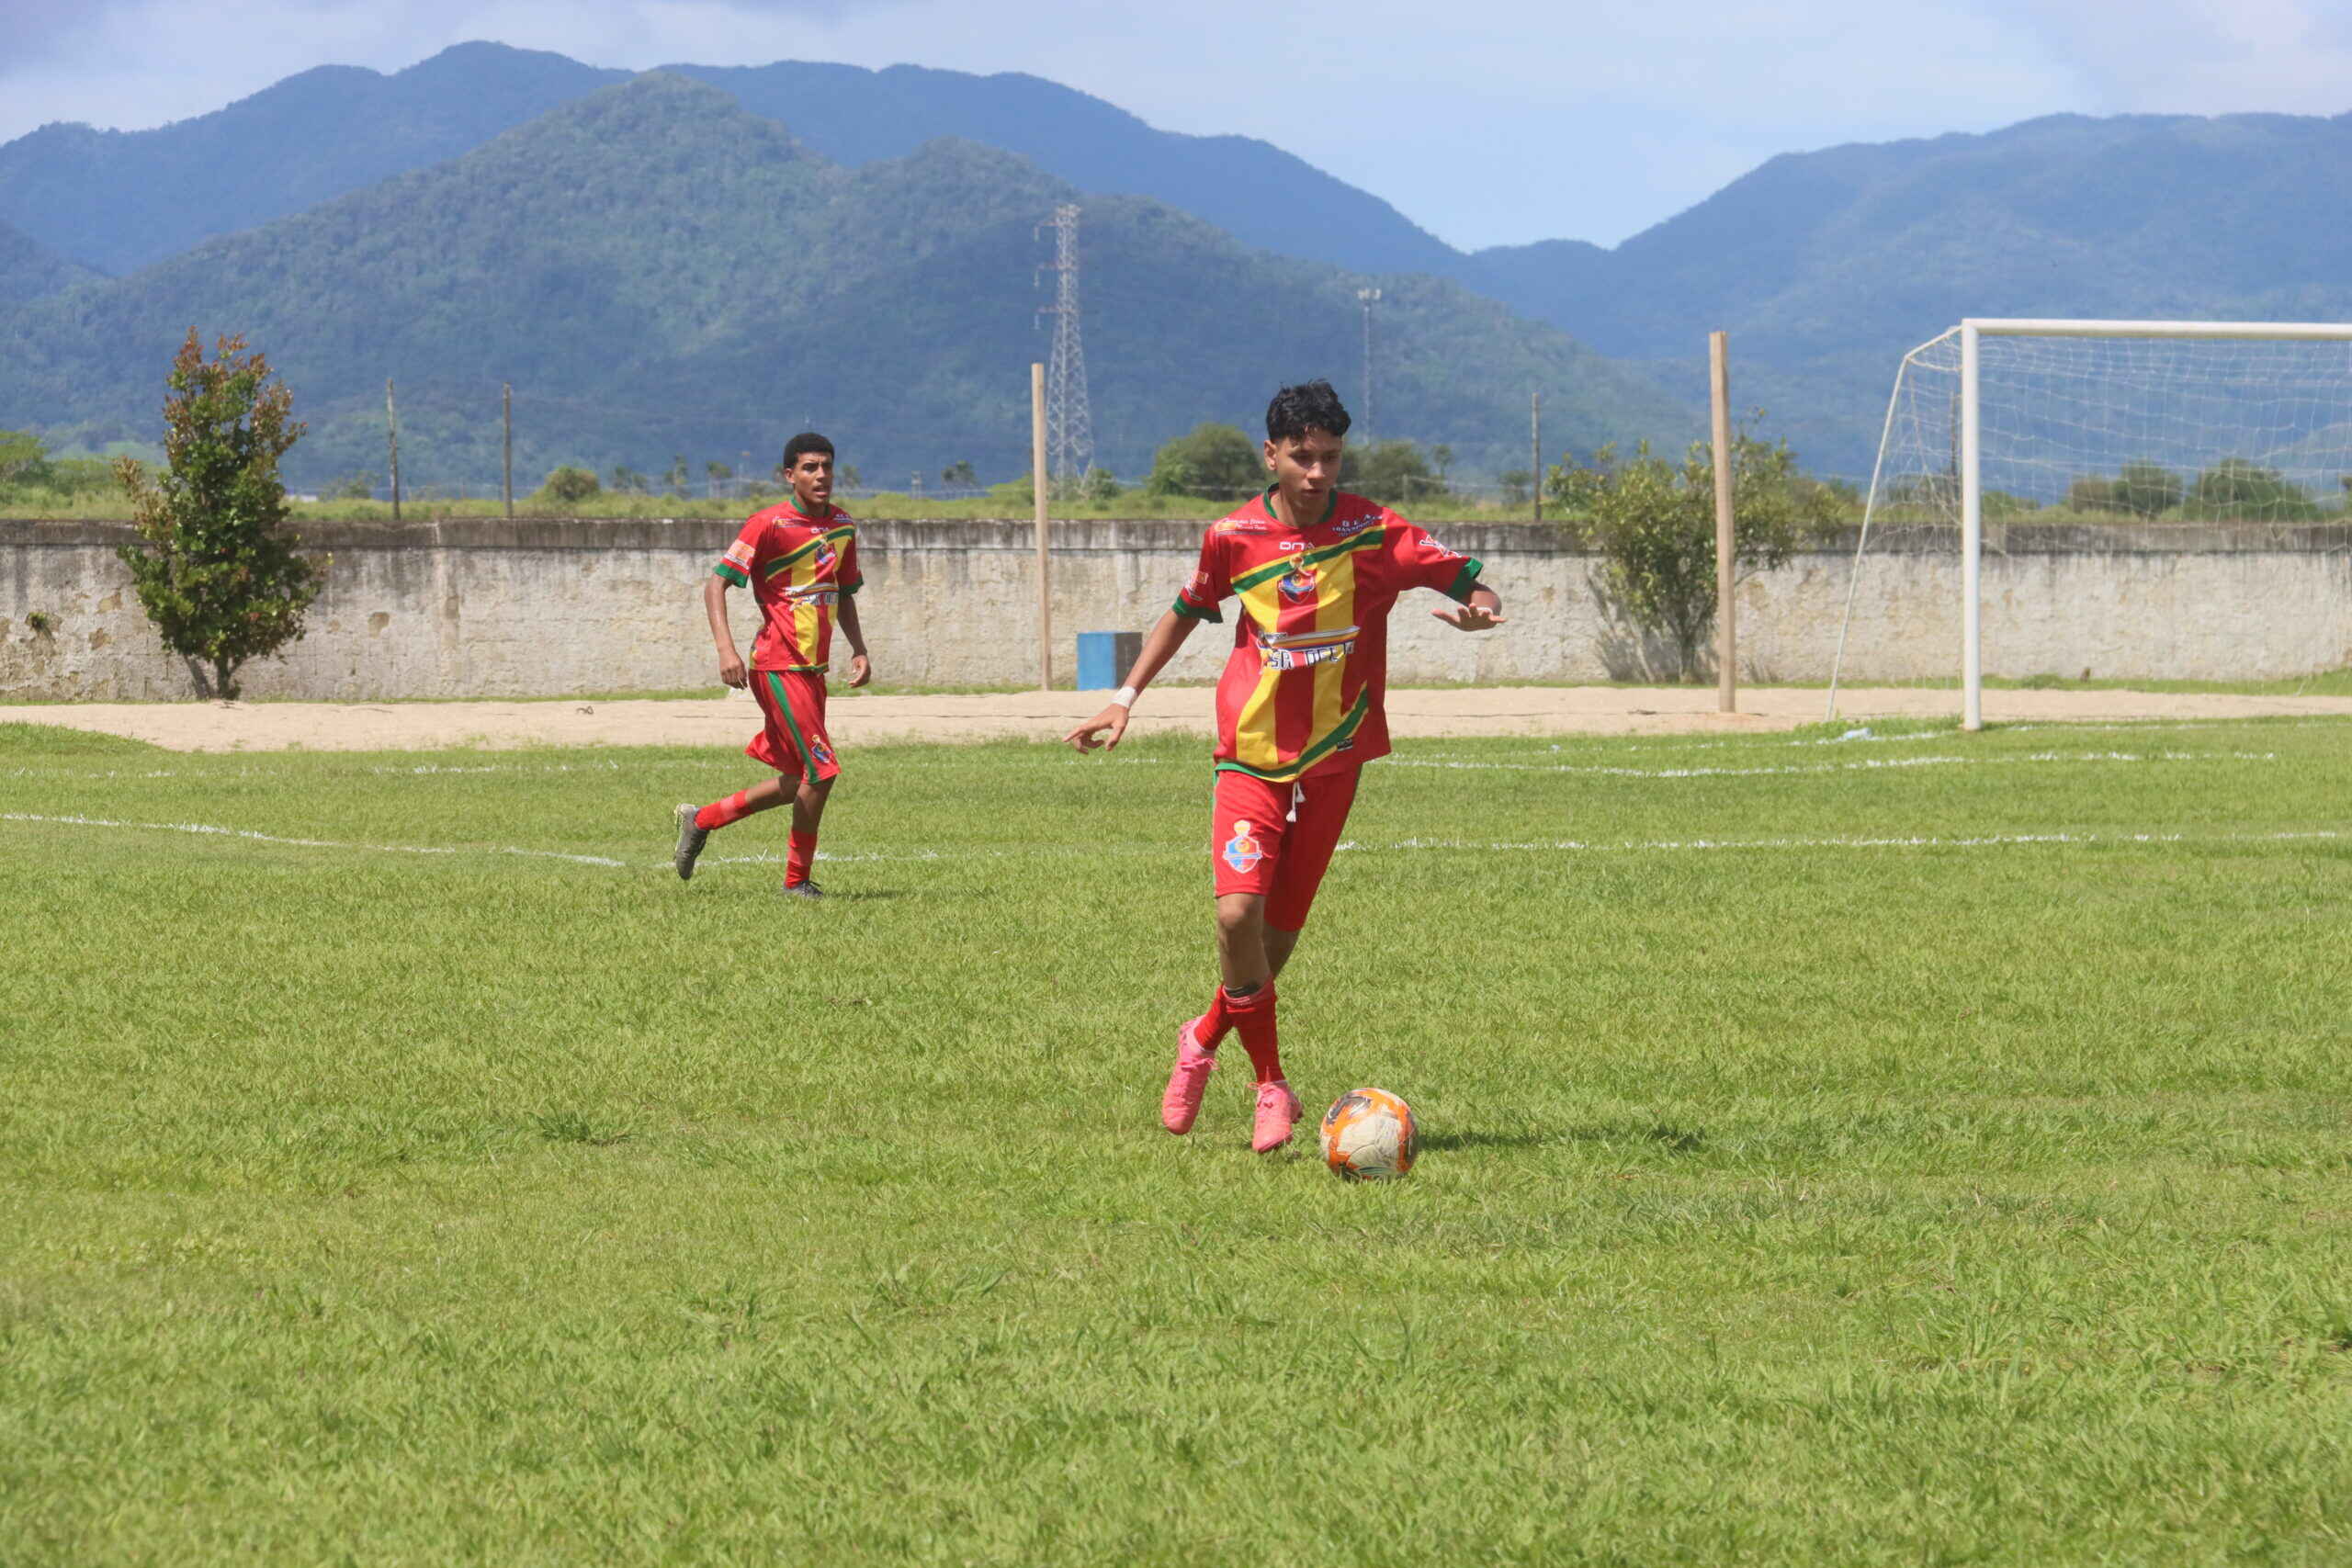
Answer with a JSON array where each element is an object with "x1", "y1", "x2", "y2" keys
[{"x1": 1035, "y1": 204, "x2": 1095, "y2": 492}]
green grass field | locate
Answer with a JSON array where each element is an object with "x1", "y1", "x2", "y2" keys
[{"x1": 4, "y1": 715, "x2": 2350, "y2": 1564}]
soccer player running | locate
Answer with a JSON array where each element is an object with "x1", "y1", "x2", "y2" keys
[
  {"x1": 673, "y1": 433, "x2": 870, "y2": 897},
  {"x1": 1064, "y1": 381, "x2": 1505, "y2": 1151}
]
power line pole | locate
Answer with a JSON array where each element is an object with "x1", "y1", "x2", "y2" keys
[
  {"x1": 1355, "y1": 288, "x2": 1381, "y2": 441},
  {"x1": 385, "y1": 378, "x2": 401, "y2": 523},
  {"x1": 1531, "y1": 389, "x2": 1542, "y2": 523},
  {"x1": 502, "y1": 383, "x2": 514, "y2": 520},
  {"x1": 1035, "y1": 204, "x2": 1095, "y2": 494}
]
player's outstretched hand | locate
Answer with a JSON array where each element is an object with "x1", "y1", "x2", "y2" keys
[
  {"x1": 1064, "y1": 705, "x2": 1130, "y2": 752},
  {"x1": 1432, "y1": 600, "x2": 1508, "y2": 632},
  {"x1": 718, "y1": 649, "x2": 750, "y2": 688},
  {"x1": 845, "y1": 653, "x2": 872, "y2": 689}
]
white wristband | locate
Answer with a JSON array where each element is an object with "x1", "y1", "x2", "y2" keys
[{"x1": 1111, "y1": 685, "x2": 1139, "y2": 709}]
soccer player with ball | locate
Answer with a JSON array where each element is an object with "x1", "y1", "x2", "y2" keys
[
  {"x1": 1065, "y1": 380, "x2": 1505, "y2": 1152},
  {"x1": 673, "y1": 433, "x2": 871, "y2": 897}
]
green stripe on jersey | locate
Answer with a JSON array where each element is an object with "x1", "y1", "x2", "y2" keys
[{"x1": 1213, "y1": 690, "x2": 1371, "y2": 782}]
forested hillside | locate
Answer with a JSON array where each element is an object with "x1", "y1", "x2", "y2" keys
[
  {"x1": 0, "y1": 74, "x2": 1680, "y2": 491},
  {"x1": 0, "y1": 221, "x2": 98, "y2": 309},
  {"x1": 0, "y1": 42, "x2": 1452, "y2": 283}
]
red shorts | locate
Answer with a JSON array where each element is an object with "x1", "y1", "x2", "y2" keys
[
  {"x1": 746, "y1": 669, "x2": 840, "y2": 783},
  {"x1": 1211, "y1": 765, "x2": 1363, "y2": 931}
]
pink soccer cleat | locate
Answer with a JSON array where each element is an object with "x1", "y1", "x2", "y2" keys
[
  {"x1": 1161, "y1": 1020, "x2": 1218, "y2": 1134},
  {"x1": 1251, "y1": 1078, "x2": 1302, "y2": 1153}
]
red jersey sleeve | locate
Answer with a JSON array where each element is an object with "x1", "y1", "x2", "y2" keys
[
  {"x1": 714, "y1": 516, "x2": 763, "y2": 587},
  {"x1": 1172, "y1": 526, "x2": 1230, "y2": 623},
  {"x1": 837, "y1": 531, "x2": 864, "y2": 595},
  {"x1": 1384, "y1": 519, "x2": 1484, "y2": 603}
]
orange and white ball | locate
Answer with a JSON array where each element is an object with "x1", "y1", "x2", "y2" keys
[{"x1": 1319, "y1": 1088, "x2": 1417, "y2": 1180}]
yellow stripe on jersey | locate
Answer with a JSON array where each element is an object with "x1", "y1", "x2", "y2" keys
[{"x1": 1227, "y1": 544, "x2": 1363, "y2": 775}]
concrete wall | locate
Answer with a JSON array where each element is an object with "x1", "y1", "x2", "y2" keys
[{"x1": 4, "y1": 518, "x2": 2346, "y2": 700}]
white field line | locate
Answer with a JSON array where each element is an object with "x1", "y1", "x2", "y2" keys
[
  {"x1": 5, "y1": 811, "x2": 2343, "y2": 873},
  {"x1": 1457, "y1": 715, "x2": 2352, "y2": 760},
  {"x1": 5, "y1": 744, "x2": 2287, "y2": 786},
  {"x1": 0, "y1": 812, "x2": 627, "y2": 866},
  {"x1": 1375, "y1": 750, "x2": 2277, "y2": 779}
]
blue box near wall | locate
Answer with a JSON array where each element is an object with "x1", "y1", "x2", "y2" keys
[{"x1": 1075, "y1": 631, "x2": 1142, "y2": 690}]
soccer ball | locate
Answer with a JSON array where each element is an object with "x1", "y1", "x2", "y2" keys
[{"x1": 1319, "y1": 1088, "x2": 1417, "y2": 1180}]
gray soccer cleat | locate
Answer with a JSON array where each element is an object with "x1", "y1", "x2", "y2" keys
[
  {"x1": 673, "y1": 804, "x2": 709, "y2": 880},
  {"x1": 780, "y1": 878, "x2": 825, "y2": 900}
]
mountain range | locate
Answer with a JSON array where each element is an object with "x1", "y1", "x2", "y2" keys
[
  {"x1": 4, "y1": 42, "x2": 2349, "y2": 486},
  {"x1": 0, "y1": 73, "x2": 1671, "y2": 490}
]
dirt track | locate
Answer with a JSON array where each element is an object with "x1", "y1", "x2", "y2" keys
[{"x1": 8, "y1": 685, "x2": 2349, "y2": 752}]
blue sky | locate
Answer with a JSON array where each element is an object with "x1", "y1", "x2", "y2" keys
[{"x1": 4, "y1": 0, "x2": 2346, "y2": 250}]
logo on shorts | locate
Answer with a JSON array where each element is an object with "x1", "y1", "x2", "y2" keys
[
  {"x1": 809, "y1": 739, "x2": 835, "y2": 767},
  {"x1": 1222, "y1": 818, "x2": 1264, "y2": 874},
  {"x1": 1277, "y1": 565, "x2": 1317, "y2": 601}
]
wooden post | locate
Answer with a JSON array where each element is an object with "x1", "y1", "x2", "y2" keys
[
  {"x1": 502, "y1": 383, "x2": 514, "y2": 519},
  {"x1": 386, "y1": 378, "x2": 401, "y2": 523},
  {"x1": 1531, "y1": 389, "x2": 1542, "y2": 523},
  {"x1": 1032, "y1": 362, "x2": 1051, "y2": 691},
  {"x1": 1710, "y1": 332, "x2": 1735, "y2": 712}
]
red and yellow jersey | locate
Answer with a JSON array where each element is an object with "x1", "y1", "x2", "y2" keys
[
  {"x1": 1174, "y1": 488, "x2": 1484, "y2": 781},
  {"x1": 713, "y1": 501, "x2": 863, "y2": 672}
]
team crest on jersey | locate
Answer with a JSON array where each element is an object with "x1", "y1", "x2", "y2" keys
[
  {"x1": 1223, "y1": 819, "x2": 1265, "y2": 874},
  {"x1": 812, "y1": 540, "x2": 836, "y2": 570},
  {"x1": 1277, "y1": 565, "x2": 1317, "y2": 601}
]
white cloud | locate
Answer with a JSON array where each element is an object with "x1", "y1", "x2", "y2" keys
[{"x1": 1984, "y1": 0, "x2": 2352, "y2": 114}]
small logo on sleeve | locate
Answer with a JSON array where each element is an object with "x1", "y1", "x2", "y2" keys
[{"x1": 723, "y1": 540, "x2": 756, "y2": 569}]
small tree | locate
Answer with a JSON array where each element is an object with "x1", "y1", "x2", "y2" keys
[
  {"x1": 942, "y1": 459, "x2": 978, "y2": 489},
  {"x1": 1080, "y1": 467, "x2": 1123, "y2": 503},
  {"x1": 541, "y1": 466, "x2": 601, "y2": 504},
  {"x1": 1340, "y1": 438, "x2": 1445, "y2": 505},
  {"x1": 2113, "y1": 461, "x2": 2182, "y2": 517},
  {"x1": 114, "y1": 330, "x2": 324, "y2": 699},
  {"x1": 1145, "y1": 423, "x2": 1261, "y2": 499},
  {"x1": 2186, "y1": 457, "x2": 2313, "y2": 519},
  {"x1": 1552, "y1": 429, "x2": 1837, "y2": 682},
  {"x1": 0, "y1": 427, "x2": 47, "y2": 490}
]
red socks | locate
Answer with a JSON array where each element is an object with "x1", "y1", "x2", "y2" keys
[
  {"x1": 785, "y1": 829, "x2": 819, "y2": 886},
  {"x1": 1221, "y1": 983, "x2": 1283, "y2": 1086},
  {"x1": 695, "y1": 789, "x2": 763, "y2": 831},
  {"x1": 696, "y1": 790, "x2": 818, "y2": 884}
]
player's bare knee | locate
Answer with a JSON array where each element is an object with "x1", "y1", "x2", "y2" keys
[{"x1": 1214, "y1": 895, "x2": 1263, "y2": 941}]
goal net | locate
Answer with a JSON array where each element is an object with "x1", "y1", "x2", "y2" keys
[{"x1": 1827, "y1": 320, "x2": 2352, "y2": 726}]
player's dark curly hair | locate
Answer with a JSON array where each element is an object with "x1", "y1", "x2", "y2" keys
[
  {"x1": 1265, "y1": 380, "x2": 1351, "y2": 442},
  {"x1": 782, "y1": 432, "x2": 834, "y2": 468}
]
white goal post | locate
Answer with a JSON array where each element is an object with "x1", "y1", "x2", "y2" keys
[{"x1": 1828, "y1": 318, "x2": 2352, "y2": 728}]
